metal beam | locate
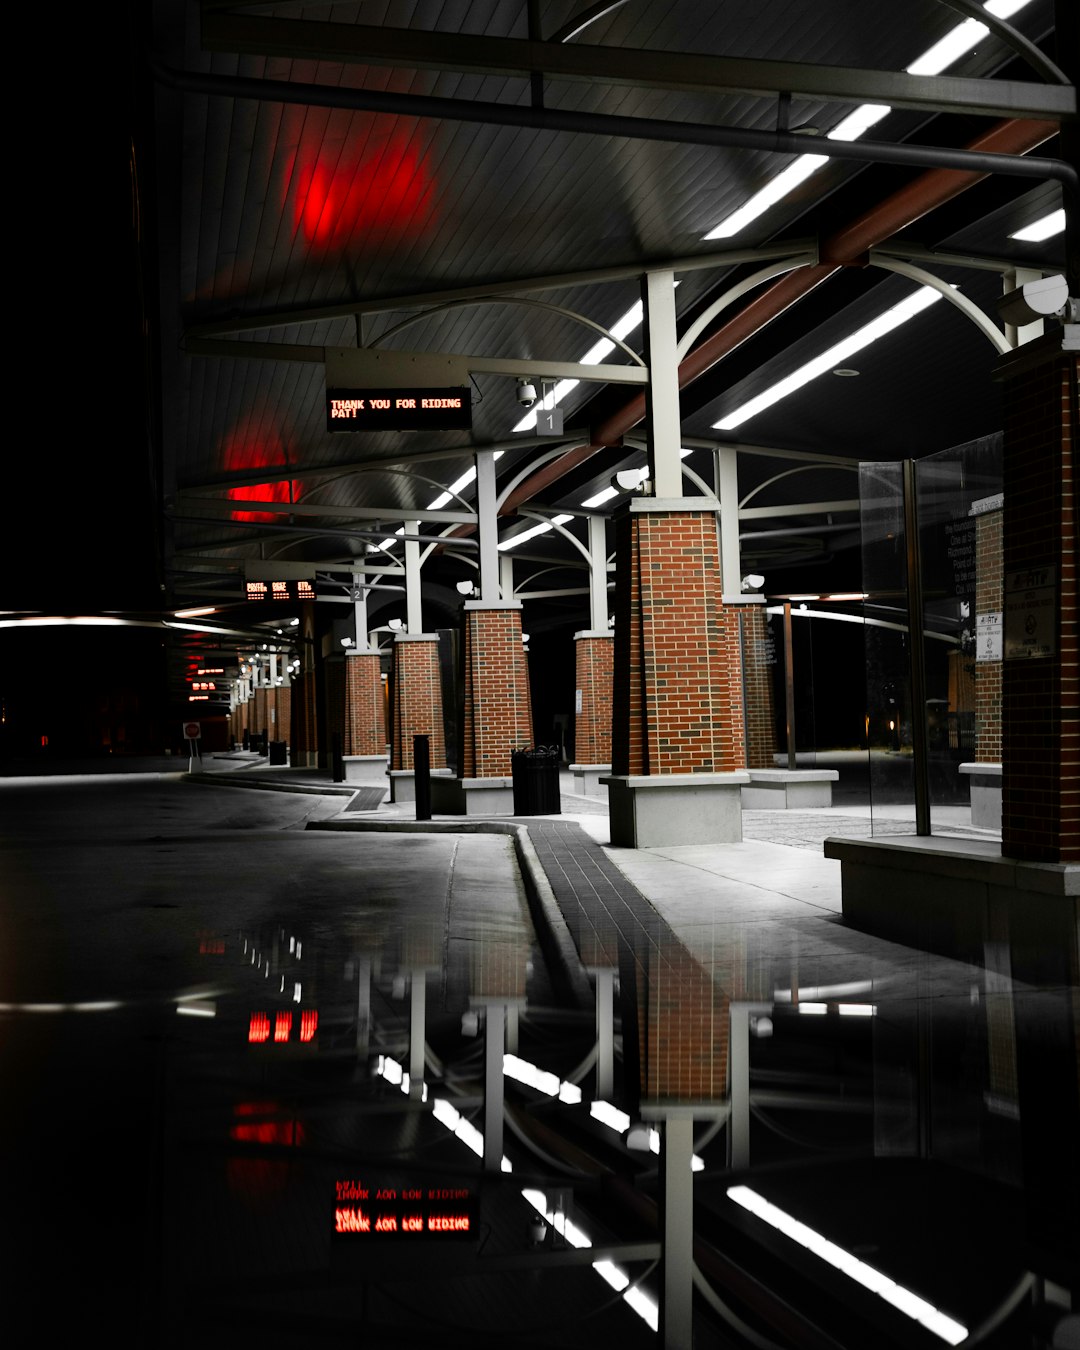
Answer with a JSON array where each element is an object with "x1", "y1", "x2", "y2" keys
[
  {"x1": 184, "y1": 241, "x2": 814, "y2": 339},
  {"x1": 739, "y1": 499, "x2": 861, "y2": 519},
  {"x1": 197, "y1": 13, "x2": 1076, "y2": 122},
  {"x1": 185, "y1": 336, "x2": 647, "y2": 384}
]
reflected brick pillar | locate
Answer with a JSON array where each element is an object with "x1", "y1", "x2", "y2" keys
[
  {"x1": 974, "y1": 501, "x2": 1003, "y2": 763},
  {"x1": 612, "y1": 503, "x2": 745, "y2": 775},
  {"x1": 573, "y1": 631, "x2": 613, "y2": 764},
  {"x1": 345, "y1": 652, "x2": 384, "y2": 756},
  {"x1": 459, "y1": 604, "x2": 532, "y2": 778},
  {"x1": 637, "y1": 944, "x2": 729, "y2": 1103},
  {"x1": 999, "y1": 334, "x2": 1078, "y2": 863},
  {"x1": 273, "y1": 685, "x2": 291, "y2": 746},
  {"x1": 740, "y1": 602, "x2": 776, "y2": 770},
  {"x1": 390, "y1": 635, "x2": 446, "y2": 772}
]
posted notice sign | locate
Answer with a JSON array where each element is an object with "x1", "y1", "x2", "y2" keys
[
  {"x1": 1004, "y1": 565, "x2": 1056, "y2": 660},
  {"x1": 326, "y1": 387, "x2": 471, "y2": 432}
]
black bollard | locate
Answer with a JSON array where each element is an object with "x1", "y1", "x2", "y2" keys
[
  {"x1": 331, "y1": 731, "x2": 345, "y2": 782},
  {"x1": 414, "y1": 734, "x2": 432, "y2": 821}
]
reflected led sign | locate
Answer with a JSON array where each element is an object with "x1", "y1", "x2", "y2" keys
[
  {"x1": 326, "y1": 387, "x2": 471, "y2": 432},
  {"x1": 333, "y1": 1178, "x2": 475, "y2": 1238}
]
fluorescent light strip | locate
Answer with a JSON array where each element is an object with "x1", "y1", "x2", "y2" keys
[
  {"x1": 377, "y1": 1055, "x2": 510, "y2": 1170},
  {"x1": 503, "y1": 1053, "x2": 583, "y2": 1103},
  {"x1": 521, "y1": 1189, "x2": 659, "y2": 1332},
  {"x1": 713, "y1": 286, "x2": 941, "y2": 430},
  {"x1": 727, "y1": 1186, "x2": 967, "y2": 1345},
  {"x1": 702, "y1": 1, "x2": 1033, "y2": 240},
  {"x1": 498, "y1": 513, "x2": 574, "y2": 551},
  {"x1": 1009, "y1": 208, "x2": 1066, "y2": 243}
]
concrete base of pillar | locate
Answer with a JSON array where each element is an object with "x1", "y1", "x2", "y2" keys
[
  {"x1": 959, "y1": 762, "x2": 1002, "y2": 830},
  {"x1": 602, "y1": 772, "x2": 750, "y2": 848},
  {"x1": 342, "y1": 754, "x2": 389, "y2": 788},
  {"x1": 430, "y1": 776, "x2": 515, "y2": 815},
  {"x1": 741, "y1": 769, "x2": 838, "y2": 810},
  {"x1": 570, "y1": 763, "x2": 610, "y2": 797},
  {"x1": 824, "y1": 835, "x2": 1079, "y2": 967},
  {"x1": 389, "y1": 768, "x2": 454, "y2": 803}
]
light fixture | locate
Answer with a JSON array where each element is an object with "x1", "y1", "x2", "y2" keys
[
  {"x1": 832, "y1": 367, "x2": 860, "y2": 377},
  {"x1": 456, "y1": 580, "x2": 476, "y2": 596},
  {"x1": 174, "y1": 606, "x2": 217, "y2": 618},
  {"x1": 700, "y1": 1, "x2": 1035, "y2": 242},
  {"x1": 387, "y1": 618, "x2": 405, "y2": 631},
  {"x1": 1009, "y1": 208, "x2": 1066, "y2": 243},
  {"x1": 713, "y1": 285, "x2": 941, "y2": 430},
  {"x1": 741, "y1": 573, "x2": 765, "y2": 592},
  {"x1": 611, "y1": 468, "x2": 648, "y2": 493},
  {"x1": 497, "y1": 515, "x2": 574, "y2": 552},
  {"x1": 340, "y1": 637, "x2": 353, "y2": 647}
]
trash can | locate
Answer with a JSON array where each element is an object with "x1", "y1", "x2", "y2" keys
[
  {"x1": 511, "y1": 746, "x2": 561, "y2": 816},
  {"x1": 268, "y1": 740, "x2": 287, "y2": 765}
]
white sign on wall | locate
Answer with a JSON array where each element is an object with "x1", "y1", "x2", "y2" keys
[
  {"x1": 1004, "y1": 566, "x2": 1056, "y2": 660},
  {"x1": 976, "y1": 612, "x2": 1002, "y2": 662}
]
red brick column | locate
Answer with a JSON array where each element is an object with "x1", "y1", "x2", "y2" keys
[
  {"x1": 573, "y1": 632, "x2": 613, "y2": 765},
  {"x1": 739, "y1": 602, "x2": 776, "y2": 770},
  {"x1": 999, "y1": 335, "x2": 1078, "y2": 863},
  {"x1": 253, "y1": 684, "x2": 268, "y2": 739},
  {"x1": 344, "y1": 652, "x2": 385, "y2": 756},
  {"x1": 390, "y1": 636, "x2": 446, "y2": 772},
  {"x1": 459, "y1": 604, "x2": 532, "y2": 778},
  {"x1": 612, "y1": 503, "x2": 746, "y2": 776},
  {"x1": 974, "y1": 502, "x2": 1003, "y2": 763}
]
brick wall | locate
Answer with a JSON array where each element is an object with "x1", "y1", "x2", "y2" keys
[
  {"x1": 1001, "y1": 343, "x2": 1078, "y2": 863},
  {"x1": 344, "y1": 652, "x2": 384, "y2": 756},
  {"x1": 390, "y1": 637, "x2": 447, "y2": 771},
  {"x1": 975, "y1": 507, "x2": 1003, "y2": 763},
  {"x1": 574, "y1": 634, "x2": 613, "y2": 765},
  {"x1": 253, "y1": 685, "x2": 268, "y2": 737},
  {"x1": 459, "y1": 607, "x2": 533, "y2": 778},
  {"x1": 612, "y1": 506, "x2": 746, "y2": 776}
]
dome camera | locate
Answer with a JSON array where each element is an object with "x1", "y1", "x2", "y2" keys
[{"x1": 516, "y1": 378, "x2": 537, "y2": 408}]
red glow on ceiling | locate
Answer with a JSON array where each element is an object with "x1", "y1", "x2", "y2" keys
[
  {"x1": 291, "y1": 130, "x2": 436, "y2": 253},
  {"x1": 300, "y1": 1009, "x2": 318, "y2": 1043},
  {"x1": 221, "y1": 423, "x2": 302, "y2": 524},
  {"x1": 249, "y1": 1012, "x2": 271, "y2": 1043},
  {"x1": 273, "y1": 1012, "x2": 293, "y2": 1043}
]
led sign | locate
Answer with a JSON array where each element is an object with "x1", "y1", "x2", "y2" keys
[
  {"x1": 326, "y1": 387, "x2": 471, "y2": 432},
  {"x1": 333, "y1": 1177, "x2": 475, "y2": 1238},
  {"x1": 245, "y1": 579, "x2": 317, "y2": 603}
]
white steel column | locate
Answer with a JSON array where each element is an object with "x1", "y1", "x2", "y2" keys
[
  {"x1": 404, "y1": 525, "x2": 423, "y2": 633},
  {"x1": 352, "y1": 572, "x2": 369, "y2": 650},
  {"x1": 499, "y1": 553, "x2": 515, "y2": 604},
  {"x1": 715, "y1": 445, "x2": 741, "y2": 597},
  {"x1": 594, "y1": 968, "x2": 615, "y2": 1100},
  {"x1": 588, "y1": 515, "x2": 609, "y2": 632},
  {"x1": 476, "y1": 451, "x2": 500, "y2": 603},
  {"x1": 641, "y1": 270, "x2": 683, "y2": 499}
]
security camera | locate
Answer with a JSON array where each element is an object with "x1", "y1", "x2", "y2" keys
[
  {"x1": 995, "y1": 273, "x2": 1071, "y2": 327},
  {"x1": 516, "y1": 378, "x2": 537, "y2": 408}
]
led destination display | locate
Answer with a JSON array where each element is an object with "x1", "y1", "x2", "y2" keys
[
  {"x1": 333, "y1": 1177, "x2": 475, "y2": 1239},
  {"x1": 245, "y1": 579, "x2": 317, "y2": 603},
  {"x1": 326, "y1": 387, "x2": 472, "y2": 432}
]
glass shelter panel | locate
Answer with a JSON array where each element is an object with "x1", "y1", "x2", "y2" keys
[{"x1": 859, "y1": 436, "x2": 1003, "y2": 840}]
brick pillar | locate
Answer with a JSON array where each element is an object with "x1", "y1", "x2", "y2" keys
[
  {"x1": 974, "y1": 501, "x2": 1003, "y2": 763},
  {"x1": 739, "y1": 602, "x2": 777, "y2": 770},
  {"x1": 612, "y1": 502, "x2": 746, "y2": 775},
  {"x1": 390, "y1": 635, "x2": 446, "y2": 771},
  {"x1": 999, "y1": 334, "x2": 1078, "y2": 863},
  {"x1": 344, "y1": 651, "x2": 385, "y2": 756},
  {"x1": 253, "y1": 684, "x2": 268, "y2": 739},
  {"x1": 573, "y1": 632, "x2": 613, "y2": 765},
  {"x1": 459, "y1": 604, "x2": 532, "y2": 778},
  {"x1": 272, "y1": 685, "x2": 291, "y2": 747}
]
